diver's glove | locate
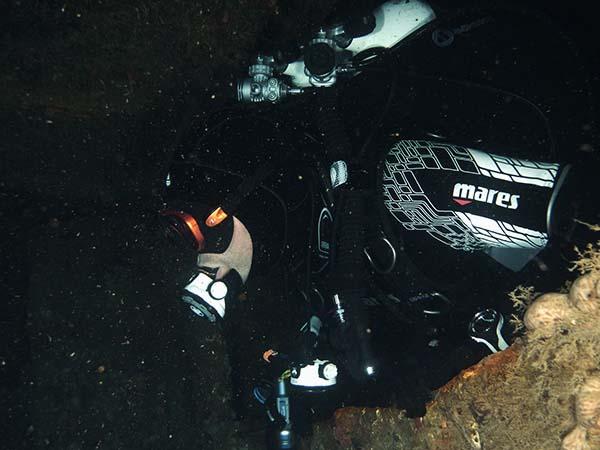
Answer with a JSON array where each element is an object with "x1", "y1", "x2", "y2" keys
[{"x1": 181, "y1": 268, "x2": 242, "y2": 322}]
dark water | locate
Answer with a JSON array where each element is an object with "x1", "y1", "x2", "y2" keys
[{"x1": 2, "y1": 1, "x2": 599, "y2": 449}]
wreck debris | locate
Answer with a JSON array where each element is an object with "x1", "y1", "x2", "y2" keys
[
  {"x1": 523, "y1": 292, "x2": 572, "y2": 336},
  {"x1": 574, "y1": 220, "x2": 600, "y2": 232},
  {"x1": 561, "y1": 425, "x2": 589, "y2": 450},
  {"x1": 569, "y1": 274, "x2": 600, "y2": 313},
  {"x1": 562, "y1": 376, "x2": 600, "y2": 450},
  {"x1": 577, "y1": 377, "x2": 600, "y2": 428},
  {"x1": 571, "y1": 242, "x2": 600, "y2": 275},
  {"x1": 523, "y1": 269, "x2": 599, "y2": 337}
]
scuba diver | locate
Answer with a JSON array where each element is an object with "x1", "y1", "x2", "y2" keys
[{"x1": 158, "y1": 0, "x2": 598, "y2": 447}]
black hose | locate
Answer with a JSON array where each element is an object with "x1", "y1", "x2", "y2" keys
[
  {"x1": 356, "y1": 63, "x2": 399, "y2": 160},
  {"x1": 395, "y1": 70, "x2": 559, "y2": 159},
  {"x1": 315, "y1": 87, "x2": 353, "y2": 163},
  {"x1": 432, "y1": 3, "x2": 595, "y2": 153},
  {"x1": 305, "y1": 171, "x2": 315, "y2": 294},
  {"x1": 353, "y1": 2, "x2": 597, "y2": 160},
  {"x1": 331, "y1": 190, "x2": 369, "y2": 294},
  {"x1": 219, "y1": 161, "x2": 277, "y2": 217}
]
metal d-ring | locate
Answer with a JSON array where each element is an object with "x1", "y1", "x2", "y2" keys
[{"x1": 363, "y1": 237, "x2": 397, "y2": 274}]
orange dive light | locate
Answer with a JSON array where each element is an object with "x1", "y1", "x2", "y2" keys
[{"x1": 205, "y1": 207, "x2": 229, "y2": 227}]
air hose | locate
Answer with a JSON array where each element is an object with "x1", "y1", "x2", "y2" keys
[
  {"x1": 217, "y1": 161, "x2": 276, "y2": 217},
  {"x1": 316, "y1": 87, "x2": 353, "y2": 164},
  {"x1": 331, "y1": 190, "x2": 369, "y2": 294}
]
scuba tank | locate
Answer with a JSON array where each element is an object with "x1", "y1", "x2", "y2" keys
[{"x1": 381, "y1": 139, "x2": 568, "y2": 271}]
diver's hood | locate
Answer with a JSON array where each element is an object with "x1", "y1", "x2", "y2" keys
[
  {"x1": 162, "y1": 201, "x2": 253, "y2": 284},
  {"x1": 197, "y1": 216, "x2": 253, "y2": 283}
]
